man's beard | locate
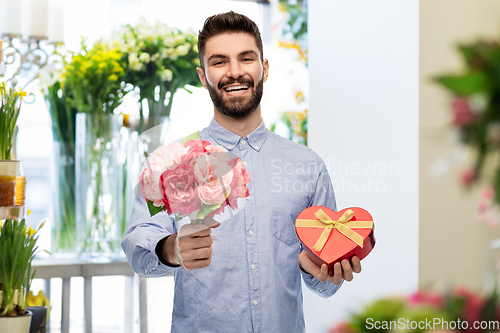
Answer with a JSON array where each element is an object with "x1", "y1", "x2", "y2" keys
[{"x1": 206, "y1": 76, "x2": 264, "y2": 119}]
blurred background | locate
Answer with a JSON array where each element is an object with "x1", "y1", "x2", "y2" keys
[{"x1": 4, "y1": 0, "x2": 500, "y2": 332}]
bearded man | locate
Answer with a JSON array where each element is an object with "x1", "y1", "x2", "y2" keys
[{"x1": 122, "y1": 11, "x2": 361, "y2": 333}]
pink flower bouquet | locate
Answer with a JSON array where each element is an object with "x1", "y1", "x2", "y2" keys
[{"x1": 139, "y1": 135, "x2": 251, "y2": 222}]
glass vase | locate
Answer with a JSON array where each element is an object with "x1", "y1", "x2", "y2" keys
[
  {"x1": 75, "y1": 113, "x2": 125, "y2": 259},
  {"x1": 50, "y1": 141, "x2": 76, "y2": 255}
]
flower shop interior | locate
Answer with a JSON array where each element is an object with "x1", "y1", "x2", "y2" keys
[{"x1": 1, "y1": 0, "x2": 500, "y2": 332}]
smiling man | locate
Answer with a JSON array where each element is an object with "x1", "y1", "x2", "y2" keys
[{"x1": 122, "y1": 11, "x2": 361, "y2": 333}]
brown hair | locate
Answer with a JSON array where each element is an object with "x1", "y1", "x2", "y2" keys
[{"x1": 198, "y1": 11, "x2": 263, "y2": 69}]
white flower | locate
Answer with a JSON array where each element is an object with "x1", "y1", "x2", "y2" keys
[
  {"x1": 127, "y1": 38, "x2": 137, "y2": 48},
  {"x1": 146, "y1": 35, "x2": 155, "y2": 44},
  {"x1": 151, "y1": 53, "x2": 160, "y2": 63},
  {"x1": 167, "y1": 48, "x2": 178, "y2": 60},
  {"x1": 164, "y1": 37, "x2": 175, "y2": 48},
  {"x1": 160, "y1": 69, "x2": 173, "y2": 82},
  {"x1": 161, "y1": 49, "x2": 169, "y2": 59},
  {"x1": 176, "y1": 44, "x2": 190, "y2": 56},
  {"x1": 139, "y1": 52, "x2": 151, "y2": 63},
  {"x1": 129, "y1": 52, "x2": 139, "y2": 63},
  {"x1": 174, "y1": 35, "x2": 185, "y2": 45},
  {"x1": 129, "y1": 53, "x2": 143, "y2": 71}
]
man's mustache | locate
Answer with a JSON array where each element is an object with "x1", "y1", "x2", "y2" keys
[{"x1": 218, "y1": 77, "x2": 254, "y2": 90}]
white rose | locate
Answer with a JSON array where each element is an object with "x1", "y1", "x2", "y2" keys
[
  {"x1": 164, "y1": 37, "x2": 175, "y2": 48},
  {"x1": 176, "y1": 44, "x2": 190, "y2": 56},
  {"x1": 160, "y1": 69, "x2": 173, "y2": 82},
  {"x1": 139, "y1": 53, "x2": 151, "y2": 63},
  {"x1": 128, "y1": 52, "x2": 139, "y2": 63},
  {"x1": 174, "y1": 35, "x2": 185, "y2": 45},
  {"x1": 151, "y1": 53, "x2": 160, "y2": 63},
  {"x1": 167, "y1": 48, "x2": 178, "y2": 60},
  {"x1": 130, "y1": 59, "x2": 143, "y2": 71}
]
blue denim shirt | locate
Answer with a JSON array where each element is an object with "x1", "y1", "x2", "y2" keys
[{"x1": 121, "y1": 118, "x2": 341, "y2": 333}]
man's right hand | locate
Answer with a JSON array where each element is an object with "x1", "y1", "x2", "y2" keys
[{"x1": 158, "y1": 217, "x2": 220, "y2": 270}]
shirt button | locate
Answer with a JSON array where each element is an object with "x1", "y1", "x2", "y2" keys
[
  {"x1": 228, "y1": 145, "x2": 232, "y2": 149},
  {"x1": 253, "y1": 300, "x2": 258, "y2": 306},
  {"x1": 319, "y1": 289, "x2": 323, "y2": 293},
  {"x1": 242, "y1": 141, "x2": 246, "y2": 145},
  {"x1": 251, "y1": 264, "x2": 255, "y2": 270},
  {"x1": 244, "y1": 161, "x2": 248, "y2": 166},
  {"x1": 249, "y1": 230, "x2": 254, "y2": 236},
  {"x1": 255, "y1": 146, "x2": 259, "y2": 149},
  {"x1": 247, "y1": 196, "x2": 251, "y2": 201}
]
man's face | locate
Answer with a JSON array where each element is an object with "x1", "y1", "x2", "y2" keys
[{"x1": 197, "y1": 32, "x2": 269, "y2": 118}]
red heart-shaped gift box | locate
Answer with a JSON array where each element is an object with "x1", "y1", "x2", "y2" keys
[{"x1": 295, "y1": 206, "x2": 375, "y2": 275}]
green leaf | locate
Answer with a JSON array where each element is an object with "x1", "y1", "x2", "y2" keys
[
  {"x1": 147, "y1": 200, "x2": 164, "y2": 217},
  {"x1": 434, "y1": 72, "x2": 489, "y2": 96},
  {"x1": 197, "y1": 202, "x2": 223, "y2": 220},
  {"x1": 180, "y1": 131, "x2": 201, "y2": 145},
  {"x1": 174, "y1": 59, "x2": 191, "y2": 68}
]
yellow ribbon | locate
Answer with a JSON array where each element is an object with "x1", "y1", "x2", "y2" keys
[{"x1": 296, "y1": 209, "x2": 373, "y2": 252}]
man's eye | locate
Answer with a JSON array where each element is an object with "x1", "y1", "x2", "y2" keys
[{"x1": 243, "y1": 58, "x2": 253, "y2": 62}]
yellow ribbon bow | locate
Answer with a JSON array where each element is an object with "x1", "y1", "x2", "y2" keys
[{"x1": 296, "y1": 209, "x2": 373, "y2": 252}]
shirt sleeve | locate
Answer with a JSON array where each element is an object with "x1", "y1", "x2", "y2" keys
[
  {"x1": 120, "y1": 191, "x2": 181, "y2": 277},
  {"x1": 300, "y1": 154, "x2": 342, "y2": 297}
]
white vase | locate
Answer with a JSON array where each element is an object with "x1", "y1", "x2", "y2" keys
[
  {"x1": 0, "y1": 310, "x2": 32, "y2": 333},
  {"x1": 0, "y1": 160, "x2": 20, "y2": 176}
]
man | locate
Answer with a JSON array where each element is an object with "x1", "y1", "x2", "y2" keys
[{"x1": 122, "y1": 11, "x2": 361, "y2": 333}]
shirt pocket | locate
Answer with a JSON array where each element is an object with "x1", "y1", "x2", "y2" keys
[{"x1": 272, "y1": 195, "x2": 309, "y2": 246}]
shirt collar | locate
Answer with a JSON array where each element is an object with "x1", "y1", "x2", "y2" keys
[{"x1": 208, "y1": 118, "x2": 268, "y2": 152}]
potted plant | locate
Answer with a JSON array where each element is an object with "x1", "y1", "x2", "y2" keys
[
  {"x1": 0, "y1": 82, "x2": 25, "y2": 176},
  {"x1": 0, "y1": 219, "x2": 43, "y2": 332}
]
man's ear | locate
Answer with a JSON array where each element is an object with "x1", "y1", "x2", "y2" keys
[
  {"x1": 196, "y1": 67, "x2": 208, "y2": 89},
  {"x1": 262, "y1": 59, "x2": 269, "y2": 83}
]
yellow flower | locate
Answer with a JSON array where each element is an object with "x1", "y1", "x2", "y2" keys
[
  {"x1": 109, "y1": 74, "x2": 118, "y2": 81},
  {"x1": 27, "y1": 291, "x2": 50, "y2": 310}
]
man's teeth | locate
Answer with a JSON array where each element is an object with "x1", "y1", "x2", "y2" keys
[{"x1": 225, "y1": 85, "x2": 249, "y2": 92}]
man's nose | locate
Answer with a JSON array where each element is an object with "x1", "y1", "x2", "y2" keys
[{"x1": 226, "y1": 60, "x2": 244, "y2": 78}]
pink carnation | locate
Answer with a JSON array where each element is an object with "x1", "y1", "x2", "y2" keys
[
  {"x1": 140, "y1": 155, "x2": 168, "y2": 207},
  {"x1": 156, "y1": 143, "x2": 186, "y2": 166},
  {"x1": 194, "y1": 155, "x2": 233, "y2": 205},
  {"x1": 160, "y1": 161, "x2": 201, "y2": 216},
  {"x1": 452, "y1": 98, "x2": 474, "y2": 127},
  {"x1": 227, "y1": 158, "x2": 251, "y2": 209},
  {"x1": 182, "y1": 139, "x2": 211, "y2": 163}
]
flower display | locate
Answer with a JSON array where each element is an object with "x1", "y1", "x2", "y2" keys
[
  {"x1": 111, "y1": 17, "x2": 201, "y2": 131},
  {"x1": 62, "y1": 39, "x2": 127, "y2": 115},
  {"x1": 434, "y1": 37, "x2": 500, "y2": 208},
  {"x1": 329, "y1": 288, "x2": 500, "y2": 333},
  {"x1": 0, "y1": 219, "x2": 43, "y2": 316},
  {"x1": 139, "y1": 135, "x2": 251, "y2": 222}
]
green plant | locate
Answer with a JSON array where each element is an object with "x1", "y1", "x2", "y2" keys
[
  {"x1": 42, "y1": 78, "x2": 77, "y2": 252},
  {"x1": 434, "y1": 38, "x2": 500, "y2": 202},
  {"x1": 0, "y1": 83, "x2": 25, "y2": 160},
  {"x1": 0, "y1": 219, "x2": 43, "y2": 316}
]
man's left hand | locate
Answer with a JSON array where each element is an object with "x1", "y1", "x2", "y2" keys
[{"x1": 298, "y1": 251, "x2": 362, "y2": 285}]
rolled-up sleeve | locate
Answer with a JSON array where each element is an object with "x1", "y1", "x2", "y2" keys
[{"x1": 121, "y1": 193, "x2": 180, "y2": 277}]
